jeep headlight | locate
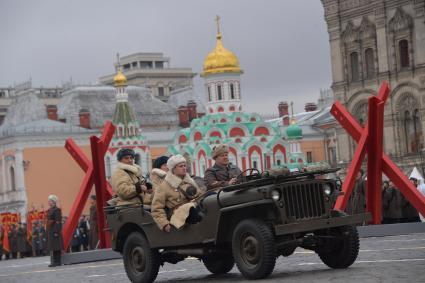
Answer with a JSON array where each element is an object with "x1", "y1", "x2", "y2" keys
[
  {"x1": 271, "y1": 189, "x2": 281, "y2": 201},
  {"x1": 323, "y1": 184, "x2": 332, "y2": 195}
]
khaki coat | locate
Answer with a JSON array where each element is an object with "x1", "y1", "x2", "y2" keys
[
  {"x1": 110, "y1": 162, "x2": 152, "y2": 206},
  {"x1": 204, "y1": 163, "x2": 242, "y2": 190},
  {"x1": 150, "y1": 168, "x2": 167, "y2": 190},
  {"x1": 46, "y1": 206, "x2": 63, "y2": 252},
  {"x1": 151, "y1": 172, "x2": 201, "y2": 230}
]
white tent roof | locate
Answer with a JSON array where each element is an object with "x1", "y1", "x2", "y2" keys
[{"x1": 409, "y1": 167, "x2": 424, "y2": 181}]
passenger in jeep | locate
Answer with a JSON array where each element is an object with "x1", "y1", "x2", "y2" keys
[
  {"x1": 204, "y1": 144, "x2": 242, "y2": 190},
  {"x1": 110, "y1": 148, "x2": 152, "y2": 206},
  {"x1": 151, "y1": 154, "x2": 202, "y2": 232}
]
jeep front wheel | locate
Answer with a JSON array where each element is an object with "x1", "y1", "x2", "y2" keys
[
  {"x1": 123, "y1": 232, "x2": 160, "y2": 283},
  {"x1": 203, "y1": 254, "x2": 234, "y2": 274},
  {"x1": 232, "y1": 219, "x2": 276, "y2": 279},
  {"x1": 317, "y1": 225, "x2": 359, "y2": 269}
]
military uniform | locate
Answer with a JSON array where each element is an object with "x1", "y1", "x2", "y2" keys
[
  {"x1": 346, "y1": 178, "x2": 366, "y2": 215},
  {"x1": 46, "y1": 206, "x2": 63, "y2": 266},
  {"x1": 401, "y1": 197, "x2": 420, "y2": 223},
  {"x1": 151, "y1": 172, "x2": 201, "y2": 230},
  {"x1": 382, "y1": 186, "x2": 404, "y2": 223},
  {"x1": 39, "y1": 225, "x2": 47, "y2": 256},
  {"x1": 0, "y1": 227, "x2": 3, "y2": 260},
  {"x1": 17, "y1": 225, "x2": 27, "y2": 258},
  {"x1": 8, "y1": 226, "x2": 18, "y2": 259},
  {"x1": 70, "y1": 228, "x2": 81, "y2": 253},
  {"x1": 89, "y1": 204, "x2": 98, "y2": 250},
  {"x1": 204, "y1": 163, "x2": 242, "y2": 190},
  {"x1": 110, "y1": 162, "x2": 152, "y2": 206},
  {"x1": 32, "y1": 225, "x2": 43, "y2": 256},
  {"x1": 150, "y1": 168, "x2": 167, "y2": 191},
  {"x1": 78, "y1": 219, "x2": 89, "y2": 251}
]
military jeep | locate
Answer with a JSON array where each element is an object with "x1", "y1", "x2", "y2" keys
[{"x1": 105, "y1": 168, "x2": 370, "y2": 283}]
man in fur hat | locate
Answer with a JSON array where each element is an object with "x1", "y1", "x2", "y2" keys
[
  {"x1": 150, "y1": 156, "x2": 169, "y2": 192},
  {"x1": 151, "y1": 154, "x2": 202, "y2": 232},
  {"x1": 110, "y1": 148, "x2": 152, "y2": 206},
  {"x1": 204, "y1": 144, "x2": 242, "y2": 190}
]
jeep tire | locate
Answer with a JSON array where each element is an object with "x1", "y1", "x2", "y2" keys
[
  {"x1": 203, "y1": 254, "x2": 235, "y2": 274},
  {"x1": 317, "y1": 225, "x2": 359, "y2": 269},
  {"x1": 123, "y1": 232, "x2": 160, "y2": 283},
  {"x1": 232, "y1": 219, "x2": 276, "y2": 279}
]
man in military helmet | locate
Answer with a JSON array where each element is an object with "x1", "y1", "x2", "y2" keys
[{"x1": 204, "y1": 144, "x2": 242, "y2": 190}]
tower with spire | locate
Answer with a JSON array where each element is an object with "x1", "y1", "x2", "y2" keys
[
  {"x1": 285, "y1": 102, "x2": 305, "y2": 164},
  {"x1": 201, "y1": 16, "x2": 244, "y2": 114},
  {"x1": 107, "y1": 54, "x2": 151, "y2": 176},
  {"x1": 167, "y1": 17, "x2": 289, "y2": 175}
]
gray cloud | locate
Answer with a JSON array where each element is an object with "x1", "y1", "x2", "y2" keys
[{"x1": 0, "y1": 0, "x2": 332, "y2": 114}]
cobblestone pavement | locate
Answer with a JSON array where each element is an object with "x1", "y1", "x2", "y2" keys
[{"x1": 1, "y1": 233, "x2": 424, "y2": 283}]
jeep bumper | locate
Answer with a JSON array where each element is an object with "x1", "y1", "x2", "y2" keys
[{"x1": 274, "y1": 212, "x2": 371, "y2": 236}]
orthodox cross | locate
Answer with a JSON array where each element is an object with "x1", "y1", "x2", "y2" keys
[
  {"x1": 116, "y1": 52, "x2": 121, "y2": 71},
  {"x1": 290, "y1": 101, "x2": 294, "y2": 119},
  {"x1": 215, "y1": 15, "x2": 221, "y2": 35}
]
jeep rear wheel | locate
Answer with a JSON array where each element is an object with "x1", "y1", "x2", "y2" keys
[
  {"x1": 123, "y1": 232, "x2": 160, "y2": 283},
  {"x1": 232, "y1": 219, "x2": 276, "y2": 279},
  {"x1": 203, "y1": 254, "x2": 234, "y2": 274},
  {"x1": 317, "y1": 225, "x2": 359, "y2": 269}
]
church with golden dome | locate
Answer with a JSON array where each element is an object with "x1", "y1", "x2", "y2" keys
[
  {"x1": 201, "y1": 16, "x2": 243, "y2": 115},
  {"x1": 168, "y1": 17, "x2": 307, "y2": 175}
]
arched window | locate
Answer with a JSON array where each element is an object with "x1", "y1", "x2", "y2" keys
[
  {"x1": 230, "y1": 83, "x2": 235, "y2": 99},
  {"x1": 413, "y1": 109, "x2": 423, "y2": 152},
  {"x1": 365, "y1": 48, "x2": 375, "y2": 79},
  {"x1": 217, "y1": 84, "x2": 222, "y2": 100},
  {"x1": 10, "y1": 167, "x2": 16, "y2": 191},
  {"x1": 354, "y1": 102, "x2": 368, "y2": 127},
  {"x1": 399, "y1": 40, "x2": 409, "y2": 68},
  {"x1": 207, "y1": 86, "x2": 212, "y2": 101},
  {"x1": 350, "y1": 52, "x2": 360, "y2": 81},
  {"x1": 404, "y1": 110, "x2": 413, "y2": 153}
]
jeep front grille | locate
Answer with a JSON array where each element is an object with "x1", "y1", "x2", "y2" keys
[{"x1": 281, "y1": 182, "x2": 326, "y2": 219}]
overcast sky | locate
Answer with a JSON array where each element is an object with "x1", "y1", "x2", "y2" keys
[{"x1": 0, "y1": 0, "x2": 332, "y2": 114}]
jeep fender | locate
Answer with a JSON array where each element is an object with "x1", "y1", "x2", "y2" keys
[{"x1": 215, "y1": 199, "x2": 279, "y2": 244}]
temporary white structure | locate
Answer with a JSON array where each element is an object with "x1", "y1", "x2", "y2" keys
[{"x1": 409, "y1": 167, "x2": 424, "y2": 181}]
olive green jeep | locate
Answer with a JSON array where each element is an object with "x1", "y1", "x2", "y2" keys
[{"x1": 105, "y1": 168, "x2": 369, "y2": 283}]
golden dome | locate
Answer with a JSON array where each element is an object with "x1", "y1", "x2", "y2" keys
[
  {"x1": 201, "y1": 17, "x2": 243, "y2": 77},
  {"x1": 114, "y1": 69, "x2": 127, "y2": 87}
]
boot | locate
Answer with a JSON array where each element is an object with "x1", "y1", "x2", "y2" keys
[
  {"x1": 48, "y1": 252, "x2": 61, "y2": 267},
  {"x1": 54, "y1": 251, "x2": 61, "y2": 266}
]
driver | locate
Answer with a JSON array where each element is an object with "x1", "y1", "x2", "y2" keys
[{"x1": 204, "y1": 144, "x2": 242, "y2": 190}]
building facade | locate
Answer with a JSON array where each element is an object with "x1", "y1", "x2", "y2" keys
[
  {"x1": 321, "y1": 0, "x2": 425, "y2": 172},
  {"x1": 99, "y1": 52, "x2": 196, "y2": 101},
  {"x1": 0, "y1": 80, "x2": 63, "y2": 125},
  {"x1": 167, "y1": 18, "x2": 312, "y2": 176}
]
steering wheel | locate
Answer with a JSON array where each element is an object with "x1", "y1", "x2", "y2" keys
[{"x1": 235, "y1": 168, "x2": 262, "y2": 183}]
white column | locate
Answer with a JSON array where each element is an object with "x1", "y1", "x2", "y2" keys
[
  {"x1": 14, "y1": 148, "x2": 26, "y2": 191},
  {"x1": 1, "y1": 155, "x2": 6, "y2": 194},
  {"x1": 14, "y1": 148, "x2": 28, "y2": 218}
]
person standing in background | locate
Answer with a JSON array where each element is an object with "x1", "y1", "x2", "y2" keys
[
  {"x1": 46, "y1": 195, "x2": 63, "y2": 267},
  {"x1": 89, "y1": 195, "x2": 98, "y2": 250}
]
